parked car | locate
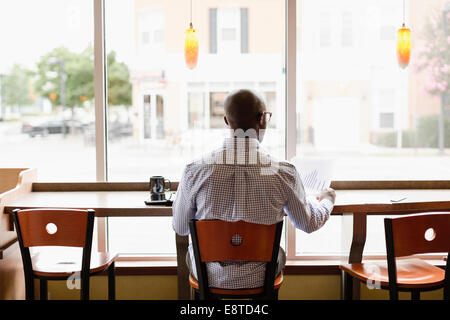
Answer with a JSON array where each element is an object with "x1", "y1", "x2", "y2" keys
[
  {"x1": 82, "y1": 121, "x2": 133, "y2": 145},
  {"x1": 22, "y1": 119, "x2": 84, "y2": 137}
]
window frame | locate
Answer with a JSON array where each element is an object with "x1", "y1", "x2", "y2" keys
[{"x1": 92, "y1": 0, "x2": 447, "y2": 262}]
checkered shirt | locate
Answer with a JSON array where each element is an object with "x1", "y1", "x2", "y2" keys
[{"x1": 172, "y1": 137, "x2": 334, "y2": 289}]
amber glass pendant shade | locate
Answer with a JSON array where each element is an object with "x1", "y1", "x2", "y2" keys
[
  {"x1": 397, "y1": 23, "x2": 411, "y2": 69},
  {"x1": 185, "y1": 23, "x2": 199, "y2": 69}
]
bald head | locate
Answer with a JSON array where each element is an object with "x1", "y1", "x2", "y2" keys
[{"x1": 224, "y1": 89, "x2": 266, "y2": 132}]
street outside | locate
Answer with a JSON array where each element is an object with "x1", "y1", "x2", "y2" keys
[{"x1": 2, "y1": 120, "x2": 450, "y2": 181}]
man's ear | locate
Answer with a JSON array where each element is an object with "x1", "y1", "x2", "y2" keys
[
  {"x1": 259, "y1": 115, "x2": 266, "y2": 129},
  {"x1": 224, "y1": 116, "x2": 230, "y2": 127}
]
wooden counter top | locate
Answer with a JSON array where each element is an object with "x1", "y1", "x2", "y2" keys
[
  {"x1": 3, "y1": 191, "x2": 173, "y2": 217},
  {"x1": 3, "y1": 188, "x2": 450, "y2": 217}
]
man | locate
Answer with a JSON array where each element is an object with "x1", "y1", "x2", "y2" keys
[{"x1": 172, "y1": 89, "x2": 336, "y2": 289}]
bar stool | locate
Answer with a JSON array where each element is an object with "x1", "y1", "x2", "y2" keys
[
  {"x1": 340, "y1": 212, "x2": 450, "y2": 300},
  {"x1": 13, "y1": 208, "x2": 118, "y2": 300},
  {"x1": 188, "y1": 219, "x2": 284, "y2": 300}
]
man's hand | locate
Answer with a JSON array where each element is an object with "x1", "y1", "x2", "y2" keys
[{"x1": 317, "y1": 187, "x2": 336, "y2": 204}]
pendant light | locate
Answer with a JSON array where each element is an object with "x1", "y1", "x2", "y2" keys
[
  {"x1": 184, "y1": 0, "x2": 199, "y2": 69},
  {"x1": 397, "y1": 0, "x2": 411, "y2": 69}
]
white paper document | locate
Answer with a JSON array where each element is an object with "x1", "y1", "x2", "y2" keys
[{"x1": 291, "y1": 157, "x2": 334, "y2": 196}]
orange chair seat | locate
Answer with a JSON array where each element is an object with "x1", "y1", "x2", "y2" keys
[
  {"x1": 340, "y1": 258, "x2": 445, "y2": 289},
  {"x1": 189, "y1": 272, "x2": 283, "y2": 296},
  {"x1": 31, "y1": 249, "x2": 118, "y2": 277}
]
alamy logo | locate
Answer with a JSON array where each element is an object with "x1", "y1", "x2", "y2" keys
[
  {"x1": 66, "y1": 271, "x2": 81, "y2": 290},
  {"x1": 365, "y1": 263, "x2": 382, "y2": 290},
  {"x1": 199, "y1": 128, "x2": 280, "y2": 176}
]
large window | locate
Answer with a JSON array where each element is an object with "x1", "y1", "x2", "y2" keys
[
  {"x1": 104, "y1": 0, "x2": 285, "y2": 254},
  {"x1": 297, "y1": 0, "x2": 450, "y2": 182},
  {"x1": 105, "y1": 0, "x2": 285, "y2": 183},
  {"x1": 295, "y1": 0, "x2": 450, "y2": 256},
  {"x1": 1, "y1": 0, "x2": 449, "y2": 259},
  {"x1": 0, "y1": 0, "x2": 95, "y2": 181}
]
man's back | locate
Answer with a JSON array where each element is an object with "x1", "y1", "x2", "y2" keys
[{"x1": 173, "y1": 137, "x2": 333, "y2": 289}]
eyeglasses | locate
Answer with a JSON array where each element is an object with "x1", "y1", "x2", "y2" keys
[{"x1": 258, "y1": 111, "x2": 272, "y2": 123}]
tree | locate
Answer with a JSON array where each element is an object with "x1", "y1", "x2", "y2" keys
[
  {"x1": 413, "y1": 9, "x2": 450, "y2": 97},
  {"x1": 107, "y1": 51, "x2": 132, "y2": 106},
  {"x1": 2, "y1": 64, "x2": 34, "y2": 108},
  {"x1": 34, "y1": 46, "x2": 92, "y2": 109},
  {"x1": 34, "y1": 45, "x2": 131, "y2": 110}
]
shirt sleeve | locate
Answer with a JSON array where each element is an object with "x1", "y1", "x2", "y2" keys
[
  {"x1": 172, "y1": 166, "x2": 196, "y2": 236},
  {"x1": 282, "y1": 166, "x2": 333, "y2": 234}
]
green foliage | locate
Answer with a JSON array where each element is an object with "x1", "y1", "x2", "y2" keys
[
  {"x1": 1, "y1": 64, "x2": 34, "y2": 107},
  {"x1": 34, "y1": 46, "x2": 89, "y2": 108},
  {"x1": 376, "y1": 115, "x2": 450, "y2": 148},
  {"x1": 376, "y1": 130, "x2": 417, "y2": 148},
  {"x1": 107, "y1": 51, "x2": 132, "y2": 106},
  {"x1": 416, "y1": 114, "x2": 450, "y2": 148},
  {"x1": 33, "y1": 46, "x2": 131, "y2": 109}
]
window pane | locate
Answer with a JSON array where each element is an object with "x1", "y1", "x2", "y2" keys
[
  {"x1": 105, "y1": 0, "x2": 285, "y2": 254},
  {"x1": 188, "y1": 92, "x2": 205, "y2": 129},
  {"x1": 0, "y1": 0, "x2": 95, "y2": 181},
  {"x1": 221, "y1": 28, "x2": 237, "y2": 41},
  {"x1": 295, "y1": 0, "x2": 450, "y2": 257},
  {"x1": 108, "y1": 217, "x2": 176, "y2": 255},
  {"x1": 296, "y1": 216, "x2": 342, "y2": 255},
  {"x1": 296, "y1": 0, "x2": 450, "y2": 181},
  {"x1": 379, "y1": 112, "x2": 394, "y2": 128},
  {"x1": 209, "y1": 92, "x2": 227, "y2": 128},
  {"x1": 341, "y1": 11, "x2": 353, "y2": 47},
  {"x1": 319, "y1": 11, "x2": 331, "y2": 47}
]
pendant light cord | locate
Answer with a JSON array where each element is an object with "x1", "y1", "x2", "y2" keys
[
  {"x1": 190, "y1": 0, "x2": 193, "y2": 25},
  {"x1": 403, "y1": 0, "x2": 405, "y2": 26}
]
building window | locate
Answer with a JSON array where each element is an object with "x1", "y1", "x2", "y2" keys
[
  {"x1": 319, "y1": 11, "x2": 331, "y2": 47},
  {"x1": 341, "y1": 11, "x2": 353, "y2": 47},
  {"x1": 142, "y1": 93, "x2": 165, "y2": 140},
  {"x1": 188, "y1": 92, "x2": 205, "y2": 129},
  {"x1": 209, "y1": 92, "x2": 227, "y2": 128},
  {"x1": 210, "y1": 7, "x2": 249, "y2": 54},
  {"x1": 143, "y1": 94, "x2": 152, "y2": 139},
  {"x1": 142, "y1": 31, "x2": 150, "y2": 44},
  {"x1": 379, "y1": 112, "x2": 394, "y2": 129},
  {"x1": 209, "y1": 8, "x2": 218, "y2": 53},
  {"x1": 240, "y1": 8, "x2": 249, "y2": 53},
  {"x1": 138, "y1": 10, "x2": 165, "y2": 49}
]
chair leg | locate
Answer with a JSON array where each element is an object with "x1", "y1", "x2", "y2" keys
[
  {"x1": 388, "y1": 285, "x2": 399, "y2": 300},
  {"x1": 273, "y1": 289, "x2": 279, "y2": 300},
  {"x1": 444, "y1": 282, "x2": 449, "y2": 300},
  {"x1": 81, "y1": 276, "x2": 90, "y2": 300},
  {"x1": 108, "y1": 262, "x2": 116, "y2": 300},
  {"x1": 39, "y1": 279, "x2": 48, "y2": 300},
  {"x1": 342, "y1": 272, "x2": 353, "y2": 300},
  {"x1": 25, "y1": 275, "x2": 35, "y2": 300},
  {"x1": 411, "y1": 290, "x2": 420, "y2": 300}
]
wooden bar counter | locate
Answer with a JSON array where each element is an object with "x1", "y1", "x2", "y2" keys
[{"x1": 2, "y1": 176, "x2": 450, "y2": 300}]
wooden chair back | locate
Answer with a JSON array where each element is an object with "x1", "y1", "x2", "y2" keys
[
  {"x1": 189, "y1": 219, "x2": 283, "y2": 299},
  {"x1": 385, "y1": 212, "x2": 450, "y2": 257},
  {"x1": 14, "y1": 208, "x2": 92, "y2": 248},
  {"x1": 192, "y1": 219, "x2": 280, "y2": 262},
  {"x1": 384, "y1": 212, "x2": 450, "y2": 300}
]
